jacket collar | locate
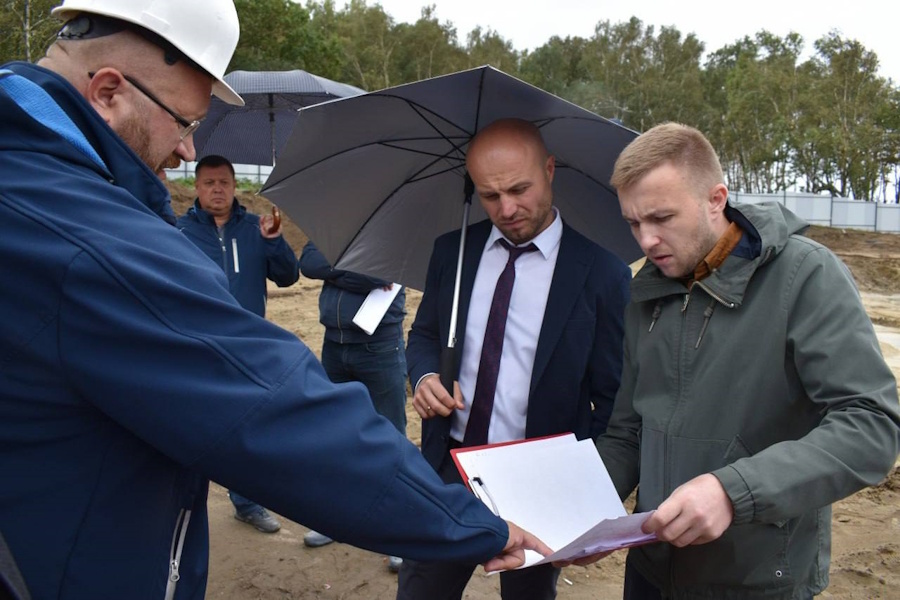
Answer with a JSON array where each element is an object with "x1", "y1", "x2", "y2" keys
[
  {"x1": 186, "y1": 198, "x2": 245, "y2": 226},
  {"x1": 4, "y1": 62, "x2": 176, "y2": 224}
]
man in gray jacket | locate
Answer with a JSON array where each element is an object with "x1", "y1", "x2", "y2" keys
[{"x1": 592, "y1": 122, "x2": 900, "y2": 599}]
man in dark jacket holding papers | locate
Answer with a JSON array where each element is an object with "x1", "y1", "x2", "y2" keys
[{"x1": 299, "y1": 240, "x2": 408, "y2": 571}]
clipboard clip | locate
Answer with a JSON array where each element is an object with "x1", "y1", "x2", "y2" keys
[{"x1": 469, "y1": 476, "x2": 500, "y2": 516}]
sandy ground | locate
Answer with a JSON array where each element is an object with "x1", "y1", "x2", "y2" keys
[{"x1": 164, "y1": 185, "x2": 900, "y2": 599}]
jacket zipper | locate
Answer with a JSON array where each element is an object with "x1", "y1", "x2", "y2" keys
[
  {"x1": 231, "y1": 238, "x2": 240, "y2": 273},
  {"x1": 164, "y1": 508, "x2": 192, "y2": 600},
  {"x1": 336, "y1": 289, "x2": 344, "y2": 343},
  {"x1": 694, "y1": 280, "x2": 736, "y2": 309},
  {"x1": 217, "y1": 232, "x2": 227, "y2": 273},
  {"x1": 695, "y1": 300, "x2": 716, "y2": 349},
  {"x1": 686, "y1": 282, "x2": 735, "y2": 348},
  {"x1": 648, "y1": 301, "x2": 662, "y2": 332}
]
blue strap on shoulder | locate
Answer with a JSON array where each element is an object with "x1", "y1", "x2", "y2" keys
[{"x1": 0, "y1": 68, "x2": 107, "y2": 171}]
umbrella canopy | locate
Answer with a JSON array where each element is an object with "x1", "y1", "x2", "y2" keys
[
  {"x1": 193, "y1": 69, "x2": 365, "y2": 166},
  {"x1": 262, "y1": 65, "x2": 642, "y2": 291}
]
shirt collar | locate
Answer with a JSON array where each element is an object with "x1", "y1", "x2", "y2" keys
[{"x1": 488, "y1": 207, "x2": 562, "y2": 259}]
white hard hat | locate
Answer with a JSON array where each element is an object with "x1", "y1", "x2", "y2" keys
[{"x1": 52, "y1": 0, "x2": 244, "y2": 106}]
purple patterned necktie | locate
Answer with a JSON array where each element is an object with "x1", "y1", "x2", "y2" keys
[{"x1": 463, "y1": 239, "x2": 538, "y2": 446}]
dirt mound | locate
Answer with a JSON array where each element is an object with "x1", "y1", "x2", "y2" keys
[{"x1": 806, "y1": 226, "x2": 900, "y2": 295}]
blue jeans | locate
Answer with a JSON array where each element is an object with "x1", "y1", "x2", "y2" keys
[
  {"x1": 229, "y1": 490, "x2": 265, "y2": 517},
  {"x1": 321, "y1": 336, "x2": 407, "y2": 434}
]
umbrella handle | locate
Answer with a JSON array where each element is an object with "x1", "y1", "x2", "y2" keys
[{"x1": 439, "y1": 346, "x2": 456, "y2": 398}]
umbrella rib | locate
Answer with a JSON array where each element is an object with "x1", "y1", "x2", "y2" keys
[
  {"x1": 331, "y1": 150, "x2": 469, "y2": 268},
  {"x1": 403, "y1": 161, "x2": 466, "y2": 184},
  {"x1": 473, "y1": 68, "x2": 486, "y2": 133},
  {"x1": 367, "y1": 91, "x2": 476, "y2": 138},
  {"x1": 377, "y1": 141, "x2": 466, "y2": 163},
  {"x1": 555, "y1": 162, "x2": 618, "y2": 196},
  {"x1": 268, "y1": 135, "x2": 467, "y2": 187},
  {"x1": 403, "y1": 101, "x2": 470, "y2": 163},
  {"x1": 533, "y1": 115, "x2": 625, "y2": 194}
]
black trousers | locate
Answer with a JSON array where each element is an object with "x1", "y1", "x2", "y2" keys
[
  {"x1": 623, "y1": 557, "x2": 663, "y2": 600},
  {"x1": 396, "y1": 445, "x2": 560, "y2": 600}
]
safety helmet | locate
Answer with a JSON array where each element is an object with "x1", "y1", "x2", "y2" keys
[{"x1": 52, "y1": 0, "x2": 243, "y2": 106}]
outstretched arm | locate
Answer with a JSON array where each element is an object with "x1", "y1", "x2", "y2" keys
[{"x1": 298, "y1": 241, "x2": 389, "y2": 293}]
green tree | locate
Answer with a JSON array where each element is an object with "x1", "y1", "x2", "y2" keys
[
  {"x1": 392, "y1": 5, "x2": 465, "y2": 83},
  {"x1": 326, "y1": 0, "x2": 399, "y2": 91},
  {"x1": 465, "y1": 26, "x2": 519, "y2": 74},
  {"x1": 519, "y1": 35, "x2": 590, "y2": 97},
  {"x1": 231, "y1": 0, "x2": 340, "y2": 77},
  {"x1": 0, "y1": 0, "x2": 58, "y2": 63},
  {"x1": 803, "y1": 32, "x2": 894, "y2": 199},
  {"x1": 876, "y1": 88, "x2": 900, "y2": 202},
  {"x1": 642, "y1": 25, "x2": 705, "y2": 127},
  {"x1": 712, "y1": 32, "x2": 805, "y2": 193},
  {"x1": 583, "y1": 18, "x2": 704, "y2": 131},
  {"x1": 582, "y1": 18, "x2": 648, "y2": 125}
]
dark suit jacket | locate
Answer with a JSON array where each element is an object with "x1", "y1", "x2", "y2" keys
[{"x1": 407, "y1": 219, "x2": 631, "y2": 469}]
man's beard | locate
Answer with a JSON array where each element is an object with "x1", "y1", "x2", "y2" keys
[
  {"x1": 159, "y1": 153, "x2": 181, "y2": 170},
  {"x1": 156, "y1": 153, "x2": 182, "y2": 180},
  {"x1": 116, "y1": 110, "x2": 160, "y2": 173}
]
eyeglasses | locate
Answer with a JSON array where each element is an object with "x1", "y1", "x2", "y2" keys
[{"x1": 88, "y1": 71, "x2": 202, "y2": 140}]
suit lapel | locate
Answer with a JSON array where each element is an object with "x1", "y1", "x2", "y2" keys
[{"x1": 530, "y1": 225, "x2": 592, "y2": 394}]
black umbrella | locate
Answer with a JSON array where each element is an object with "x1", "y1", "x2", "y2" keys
[
  {"x1": 193, "y1": 69, "x2": 365, "y2": 166},
  {"x1": 262, "y1": 65, "x2": 641, "y2": 389}
]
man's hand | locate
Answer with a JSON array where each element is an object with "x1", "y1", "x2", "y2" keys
[
  {"x1": 260, "y1": 206, "x2": 282, "y2": 238},
  {"x1": 482, "y1": 521, "x2": 553, "y2": 573},
  {"x1": 552, "y1": 549, "x2": 614, "y2": 568},
  {"x1": 413, "y1": 374, "x2": 464, "y2": 419},
  {"x1": 641, "y1": 473, "x2": 733, "y2": 547}
]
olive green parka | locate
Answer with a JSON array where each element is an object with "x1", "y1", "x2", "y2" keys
[{"x1": 598, "y1": 202, "x2": 900, "y2": 599}]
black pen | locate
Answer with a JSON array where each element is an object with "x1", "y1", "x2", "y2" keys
[{"x1": 470, "y1": 476, "x2": 500, "y2": 516}]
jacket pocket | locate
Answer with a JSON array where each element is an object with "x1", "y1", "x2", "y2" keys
[
  {"x1": 672, "y1": 520, "x2": 793, "y2": 592},
  {"x1": 364, "y1": 338, "x2": 401, "y2": 355},
  {"x1": 667, "y1": 434, "x2": 793, "y2": 592}
]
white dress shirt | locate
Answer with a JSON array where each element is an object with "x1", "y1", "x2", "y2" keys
[{"x1": 450, "y1": 209, "x2": 562, "y2": 444}]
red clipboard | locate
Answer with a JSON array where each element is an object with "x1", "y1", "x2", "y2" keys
[{"x1": 450, "y1": 432, "x2": 573, "y2": 492}]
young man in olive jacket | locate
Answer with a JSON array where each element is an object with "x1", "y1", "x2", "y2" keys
[{"x1": 591, "y1": 122, "x2": 900, "y2": 599}]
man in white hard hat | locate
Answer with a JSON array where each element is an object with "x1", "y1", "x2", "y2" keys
[{"x1": 0, "y1": 2, "x2": 551, "y2": 599}]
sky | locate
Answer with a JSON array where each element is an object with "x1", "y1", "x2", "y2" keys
[{"x1": 374, "y1": 0, "x2": 900, "y2": 83}]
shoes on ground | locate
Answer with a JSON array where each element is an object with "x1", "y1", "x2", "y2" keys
[
  {"x1": 387, "y1": 556, "x2": 403, "y2": 573},
  {"x1": 234, "y1": 508, "x2": 281, "y2": 533},
  {"x1": 303, "y1": 530, "x2": 334, "y2": 548}
]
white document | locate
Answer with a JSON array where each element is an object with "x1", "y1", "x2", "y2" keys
[
  {"x1": 351, "y1": 284, "x2": 401, "y2": 335},
  {"x1": 452, "y1": 434, "x2": 656, "y2": 569}
]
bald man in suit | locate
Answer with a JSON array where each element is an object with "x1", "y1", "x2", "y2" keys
[{"x1": 399, "y1": 119, "x2": 631, "y2": 600}]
